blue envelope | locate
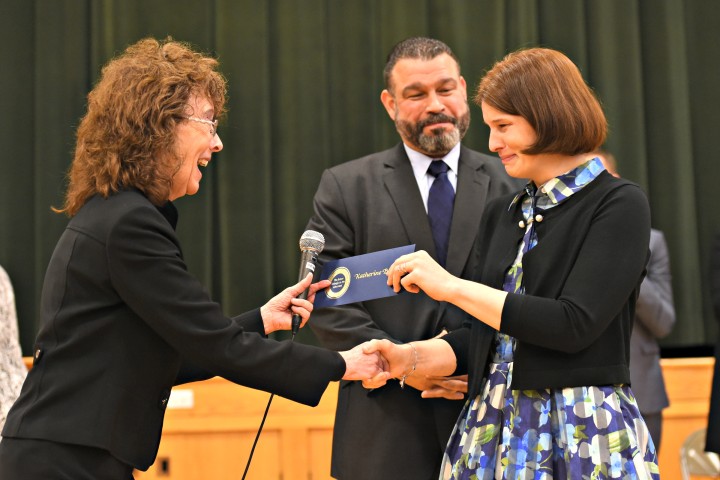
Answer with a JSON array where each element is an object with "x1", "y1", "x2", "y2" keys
[{"x1": 314, "y1": 245, "x2": 416, "y2": 308}]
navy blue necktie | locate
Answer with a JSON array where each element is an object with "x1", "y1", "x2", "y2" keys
[{"x1": 427, "y1": 160, "x2": 455, "y2": 267}]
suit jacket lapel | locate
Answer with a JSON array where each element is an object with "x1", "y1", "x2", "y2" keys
[
  {"x1": 382, "y1": 145, "x2": 437, "y2": 256},
  {"x1": 446, "y1": 147, "x2": 490, "y2": 275}
]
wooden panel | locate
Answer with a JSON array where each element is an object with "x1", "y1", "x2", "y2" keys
[
  {"x1": 21, "y1": 357, "x2": 716, "y2": 478},
  {"x1": 659, "y1": 357, "x2": 715, "y2": 480},
  {"x1": 309, "y1": 429, "x2": 334, "y2": 479},
  {"x1": 133, "y1": 378, "x2": 338, "y2": 480},
  {"x1": 135, "y1": 431, "x2": 281, "y2": 480}
]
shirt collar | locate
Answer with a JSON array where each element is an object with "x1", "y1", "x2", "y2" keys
[
  {"x1": 404, "y1": 142, "x2": 460, "y2": 179},
  {"x1": 509, "y1": 156, "x2": 606, "y2": 209}
]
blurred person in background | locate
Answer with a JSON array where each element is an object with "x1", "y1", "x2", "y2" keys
[
  {"x1": 596, "y1": 149, "x2": 676, "y2": 453},
  {"x1": 706, "y1": 233, "x2": 720, "y2": 453},
  {"x1": 0, "y1": 265, "x2": 26, "y2": 430}
]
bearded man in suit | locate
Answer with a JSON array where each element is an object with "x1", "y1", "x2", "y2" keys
[{"x1": 304, "y1": 37, "x2": 521, "y2": 480}]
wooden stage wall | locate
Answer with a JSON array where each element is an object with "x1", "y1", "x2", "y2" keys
[
  {"x1": 135, "y1": 357, "x2": 715, "y2": 480},
  {"x1": 21, "y1": 356, "x2": 717, "y2": 479}
]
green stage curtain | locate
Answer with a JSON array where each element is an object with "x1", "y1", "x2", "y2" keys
[{"x1": 1, "y1": 0, "x2": 718, "y2": 351}]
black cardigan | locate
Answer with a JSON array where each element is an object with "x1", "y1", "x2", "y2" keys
[{"x1": 444, "y1": 172, "x2": 651, "y2": 398}]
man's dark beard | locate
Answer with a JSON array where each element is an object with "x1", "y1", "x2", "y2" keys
[{"x1": 396, "y1": 110, "x2": 470, "y2": 157}]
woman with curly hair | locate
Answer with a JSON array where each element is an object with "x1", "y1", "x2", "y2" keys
[{"x1": 0, "y1": 38, "x2": 382, "y2": 479}]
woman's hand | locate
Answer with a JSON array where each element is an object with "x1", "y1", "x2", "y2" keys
[
  {"x1": 415, "y1": 374, "x2": 468, "y2": 400},
  {"x1": 358, "y1": 339, "x2": 415, "y2": 389},
  {"x1": 260, "y1": 274, "x2": 331, "y2": 334},
  {"x1": 339, "y1": 343, "x2": 389, "y2": 381},
  {"x1": 386, "y1": 250, "x2": 457, "y2": 301},
  {"x1": 389, "y1": 251, "x2": 508, "y2": 332},
  {"x1": 360, "y1": 337, "x2": 459, "y2": 390}
]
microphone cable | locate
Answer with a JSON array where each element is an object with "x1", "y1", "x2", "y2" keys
[
  {"x1": 241, "y1": 393, "x2": 274, "y2": 480},
  {"x1": 243, "y1": 231, "x2": 324, "y2": 478},
  {"x1": 241, "y1": 330, "x2": 299, "y2": 480}
]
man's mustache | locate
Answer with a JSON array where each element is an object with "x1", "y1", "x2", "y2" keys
[{"x1": 417, "y1": 114, "x2": 457, "y2": 130}]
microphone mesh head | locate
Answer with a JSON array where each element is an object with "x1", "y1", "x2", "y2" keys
[{"x1": 299, "y1": 230, "x2": 325, "y2": 252}]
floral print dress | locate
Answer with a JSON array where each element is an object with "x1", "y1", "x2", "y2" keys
[{"x1": 440, "y1": 158, "x2": 660, "y2": 479}]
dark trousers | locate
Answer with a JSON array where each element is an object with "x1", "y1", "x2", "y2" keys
[
  {"x1": 0, "y1": 437, "x2": 134, "y2": 480},
  {"x1": 643, "y1": 411, "x2": 663, "y2": 453}
]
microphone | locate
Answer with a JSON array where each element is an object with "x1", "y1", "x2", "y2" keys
[{"x1": 291, "y1": 230, "x2": 325, "y2": 336}]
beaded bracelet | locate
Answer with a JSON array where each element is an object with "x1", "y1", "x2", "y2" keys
[{"x1": 399, "y1": 342, "x2": 418, "y2": 389}]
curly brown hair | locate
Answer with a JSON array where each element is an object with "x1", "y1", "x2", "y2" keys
[{"x1": 56, "y1": 37, "x2": 227, "y2": 216}]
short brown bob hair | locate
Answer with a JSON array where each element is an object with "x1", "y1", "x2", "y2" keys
[
  {"x1": 57, "y1": 37, "x2": 227, "y2": 216},
  {"x1": 475, "y1": 48, "x2": 606, "y2": 156}
]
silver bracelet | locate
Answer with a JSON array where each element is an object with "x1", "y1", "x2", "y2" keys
[{"x1": 399, "y1": 342, "x2": 418, "y2": 389}]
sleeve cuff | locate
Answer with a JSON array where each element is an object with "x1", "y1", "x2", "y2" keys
[
  {"x1": 233, "y1": 308, "x2": 266, "y2": 337},
  {"x1": 442, "y1": 328, "x2": 470, "y2": 375}
]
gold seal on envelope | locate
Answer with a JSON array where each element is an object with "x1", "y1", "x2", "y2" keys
[{"x1": 325, "y1": 267, "x2": 351, "y2": 299}]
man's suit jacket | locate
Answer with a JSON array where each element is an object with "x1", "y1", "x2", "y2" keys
[
  {"x1": 630, "y1": 228, "x2": 675, "y2": 414},
  {"x1": 306, "y1": 143, "x2": 521, "y2": 480},
  {"x1": 706, "y1": 232, "x2": 720, "y2": 453},
  {"x1": 2, "y1": 190, "x2": 346, "y2": 471}
]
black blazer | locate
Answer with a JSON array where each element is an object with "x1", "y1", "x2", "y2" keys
[
  {"x1": 445, "y1": 172, "x2": 651, "y2": 397},
  {"x1": 305, "y1": 143, "x2": 521, "y2": 480},
  {"x1": 2, "y1": 190, "x2": 345, "y2": 470}
]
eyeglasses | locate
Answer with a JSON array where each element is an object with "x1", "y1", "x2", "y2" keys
[{"x1": 184, "y1": 116, "x2": 218, "y2": 136}]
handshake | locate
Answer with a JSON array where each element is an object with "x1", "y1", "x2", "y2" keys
[
  {"x1": 338, "y1": 339, "x2": 468, "y2": 400},
  {"x1": 264, "y1": 257, "x2": 467, "y2": 399}
]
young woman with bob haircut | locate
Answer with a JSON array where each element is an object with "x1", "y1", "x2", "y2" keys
[{"x1": 363, "y1": 47, "x2": 659, "y2": 479}]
